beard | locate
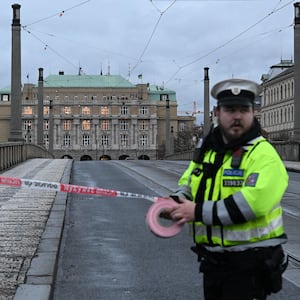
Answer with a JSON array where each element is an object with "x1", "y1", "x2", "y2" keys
[{"x1": 219, "y1": 122, "x2": 244, "y2": 144}]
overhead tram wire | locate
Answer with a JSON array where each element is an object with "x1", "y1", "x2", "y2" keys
[
  {"x1": 131, "y1": 0, "x2": 177, "y2": 73},
  {"x1": 21, "y1": 0, "x2": 93, "y2": 75},
  {"x1": 165, "y1": 0, "x2": 295, "y2": 84},
  {"x1": 23, "y1": 0, "x2": 92, "y2": 28},
  {"x1": 22, "y1": 27, "x2": 79, "y2": 71}
]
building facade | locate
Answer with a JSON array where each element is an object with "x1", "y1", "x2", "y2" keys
[
  {"x1": 0, "y1": 72, "x2": 195, "y2": 160},
  {"x1": 260, "y1": 60, "x2": 296, "y2": 141}
]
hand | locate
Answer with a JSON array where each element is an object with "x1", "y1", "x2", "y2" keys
[
  {"x1": 158, "y1": 197, "x2": 174, "y2": 220},
  {"x1": 168, "y1": 198, "x2": 196, "y2": 225}
]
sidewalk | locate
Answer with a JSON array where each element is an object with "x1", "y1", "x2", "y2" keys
[
  {"x1": 284, "y1": 161, "x2": 300, "y2": 173},
  {"x1": 0, "y1": 159, "x2": 299, "y2": 299},
  {"x1": 0, "y1": 158, "x2": 72, "y2": 300}
]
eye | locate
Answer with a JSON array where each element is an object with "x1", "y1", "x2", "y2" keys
[{"x1": 240, "y1": 107, "x2": 250, "y2": 113}]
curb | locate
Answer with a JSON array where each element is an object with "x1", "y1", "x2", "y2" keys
[{"x1": 13, "y1": 160, "x2": 73, "y2": 300}]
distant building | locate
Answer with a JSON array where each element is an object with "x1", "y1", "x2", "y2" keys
[
  {"x1": 260, "y1": 59, "x2": 295, "y2": 141},
  {"x1": 0, "y1": 72, "x2": 195, "y2": 160}
]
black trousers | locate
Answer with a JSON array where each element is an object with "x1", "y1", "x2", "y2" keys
[{"x1": 198, "y1": 246, "x2": 285, "y2": 300}]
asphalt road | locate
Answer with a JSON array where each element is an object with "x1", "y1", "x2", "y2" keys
[
  {"x1": 52, "y1": 160, "x2": 300, "y2": 300},
  {"x1": 53, "y1": 161, "x2": 201, "y2": 300}
]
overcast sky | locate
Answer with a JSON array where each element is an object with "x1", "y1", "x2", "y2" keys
[{"x1": 0, "y1": 0, "x2": 296, "y2": 121}]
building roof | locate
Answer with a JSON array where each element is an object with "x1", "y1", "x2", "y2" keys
[
  {"x1": 0, "y1": 86, "x2": 11, "y2": 94},
  {"x1": 43, "y1": 74, "x2": 136, "y2": 88},
  {"x1": 0, "y1": 75, "x2": 178, "y2": 101},
  {"x1": 261, "y1": 59, "x2": 294, "y2": 82},
  {"x1": 147, "y1": 84, "x2": 176, "y2": 101}
]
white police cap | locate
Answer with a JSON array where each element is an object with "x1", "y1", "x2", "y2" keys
[{"x1": 211, "y1": 78, "x2": 262, "y2": 106}]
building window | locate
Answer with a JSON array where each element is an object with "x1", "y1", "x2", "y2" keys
[
  {"x1": 139, "y1": 120, "x2": 148, "y2": 131},
  {"x1": 63, "y1": 120, "x2": 72, "y2": 131},
  {"x1": 82, "y1": 135, "x2": 90, "y2": 145},
  {"x1": 100, "y1": 120, "x2": 110, "y2": 130},
  {"x1": 23, "y1": 106, "x2": 33, "y2": 115},
  {"x1": 101, "y1": 106, "x2": 109, "y2": 115},
  {"x1": 160, "y1": 94, "x2": 168, "y2": 101},
  {"x1": 82, "y1": 106, "x2": 90, "y2": 115},
  {"x1": 44, "y1": 120, "x2": 49, "y2": 130},
  {"x1": 24, "y1": 120, "x2": 32, "y2": 143},
  {"x1": 120, "y1": 106, "x2": 128, "y2": 115},
  {"x1": 82, "y1": 120, "x2": 91, "y2": 131},
  {"x1": 44, "y1": 134, "x2": 49, "y2": 146},
  {"x1": 101, "y1": 135, "x2": 109, "y2": 146},
  {"x1": 139, "y1": 106, "x2": 148, "y2": 115},
  {"x1": 44, "y1": 106, "x2": 49, "y2": 115},
  {"x1": 179, "y1": 122, "x2": 185, "y2": 132},
  {"x1": 120, "y1": 120, "x2": 128, "y2": 131},
  {"x1": 120, "y1": 134, "x2": 128, "y2": 146},
  {"x1": 1, "y1": 94, "x2": 9, "y2": 102},
  {"x1": 64, "y1": 106, "x2": 72, "y2": 115},
  {"x1": 139, "y1": 134, "x2": 148, "y2": 146},
  {"x1": 24, "y1": 120, "x2": 32, "y2": 131},
  {"x1": 63, "y1": 135, "x2": 71, "y2": 146}
]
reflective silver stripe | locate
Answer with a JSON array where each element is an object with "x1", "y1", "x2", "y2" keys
[
  {"x1": 213, "y1": 215, "x2": 283, "y2": 241},
  {"x1": 202, "y1": 201, "x2": 214, "y2": 225},
  {"x1": 194, "y1": 225, "x2": 207, "y2": 236},
  {"x1": 175, "y1": 185, "x2": 192, "y2": 199},
  {"x1": 194, "y1": 215, "x2": 283, "y2": 242},
  {"x1": 216, "y1": 200, "x2": 233, "y2": 225},
  {"x1": 233, "y1": 191, "x2": 256, "y2": 221},
  {"x1": 202, "y1": 237, "x2": 287, "y2": 253},
  {"x1": 243, "y1": 137, "x2": 263, "y2": 150}
]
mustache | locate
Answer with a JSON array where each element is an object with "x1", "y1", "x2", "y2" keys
[{"x1": 231, "y1": 121, "x2": 243, "y2": 127}]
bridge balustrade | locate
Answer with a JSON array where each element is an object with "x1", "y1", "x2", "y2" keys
[{"x1": 0, "y1": 142, "x2": 53, "y2": 172}]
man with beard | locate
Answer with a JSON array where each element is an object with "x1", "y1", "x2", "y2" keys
[{"x1": 165, "y1": 79, "x2": 289, "y2": 300}]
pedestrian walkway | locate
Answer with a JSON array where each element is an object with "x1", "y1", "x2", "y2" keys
[
  {"x1": 0, "y1": 159, "x2": 299, "y2": 299},
  {"x1": 0, "y1": 158, "x2": 72, "y2": 300}
]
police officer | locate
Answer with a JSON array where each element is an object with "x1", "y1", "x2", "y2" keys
[{"x1": 166, "y1": 78, "x2": 289, "y2": 300}]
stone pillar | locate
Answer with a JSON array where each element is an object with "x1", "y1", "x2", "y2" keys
[
  {"x1": 8, "y1": 4, "x2": 23, "y2": 142},
  {"x1": 294, "y1": 2, "x2": 300, "y2": 140},
  {"x1": 203, "y1": 67, "x2": 210, "y2": 136},
  {"x1": 37, "y1": 68, "x2": 44, "y2": 146},
  {"x1": 165, "y1": 97, "x2": 171, "y2": 155},
  {"x1": 49, "y1": 100, "x2": 54, "y2": 154}
]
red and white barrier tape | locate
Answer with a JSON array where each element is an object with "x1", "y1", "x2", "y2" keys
[{"x1": 0, "y1": 175, "x2": 183, "y2": 238}]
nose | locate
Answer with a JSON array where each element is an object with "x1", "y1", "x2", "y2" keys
[{"x1": 233, "y1": 110, "x2": 242, "y2": 119}]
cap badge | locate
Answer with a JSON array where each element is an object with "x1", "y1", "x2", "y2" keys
[{"x1": 231, "y1": 87, "x2": 241, "y2": 95}]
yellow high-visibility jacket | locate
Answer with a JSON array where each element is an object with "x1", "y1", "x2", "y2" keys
[{"x1": 176, "y1": 136, "x2": 288, "y2": 249}]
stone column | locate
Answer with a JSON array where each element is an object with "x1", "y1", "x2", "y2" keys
[
  {"x1": 203, "y1": 67, "x2": 210, "y2": 136},
  {"x1": 8, "y1": 4, "x2": 23, "y2": 142},
  {"x1": 165, "y1": 97, "x2": 171, "y2": 155},
  {"x1": 37, "y1": 68, "x2": 44, "y2": 146},
  {"x1": 294, "y1": 2, "x2": 300, "y2": 140}
]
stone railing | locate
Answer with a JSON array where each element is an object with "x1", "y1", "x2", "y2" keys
[
  {"x1": 0, "y1": 142, "x2": 54, "y2": 171},
  {"x1": 165, "y1": 141, "x2": 300, "y2": 161},
  {"x1": 272, "y1": 141, "x2": 300, "y2": 161}
]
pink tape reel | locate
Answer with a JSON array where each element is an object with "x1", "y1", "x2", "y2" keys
[{"x1": 146, "y1": 199, "x2": 183, "y2": 238}]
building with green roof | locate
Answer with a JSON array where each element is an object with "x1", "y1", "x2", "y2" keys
[{"x1": 0, "y1": 72, "x2": 195, "y2": 159}]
